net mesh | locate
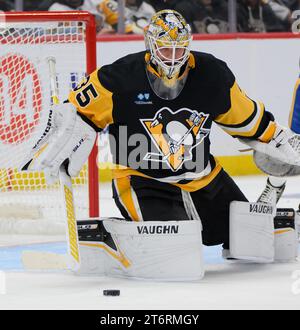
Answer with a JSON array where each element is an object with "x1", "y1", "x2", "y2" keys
[{"x1": 0, "y1": 20, "x2": 91, "y2": 234}]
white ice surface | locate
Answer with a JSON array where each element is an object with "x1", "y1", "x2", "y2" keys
[{"x1": 0, "y1": 175, "x2": 300, "y2": 310}]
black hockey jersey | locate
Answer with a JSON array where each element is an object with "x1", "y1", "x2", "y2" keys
[{"x1": 68, "y1": 51, "x2": 276, "y2": 192}]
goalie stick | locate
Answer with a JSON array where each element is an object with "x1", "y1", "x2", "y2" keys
[{"x1": 22, "y1": 57, "x2": 80, "y2": 271}]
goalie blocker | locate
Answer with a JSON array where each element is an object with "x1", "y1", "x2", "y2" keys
[{"x1": 76, "y1": 205, "x2": 298, "y2": 281}]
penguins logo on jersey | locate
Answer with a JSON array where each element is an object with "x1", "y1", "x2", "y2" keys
[{"x1": 140, "y1": 107, "x2": 210, "y2": 171}]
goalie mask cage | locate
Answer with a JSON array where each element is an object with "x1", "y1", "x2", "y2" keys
[{"x1": 0, "y1": 11, "x2": 99, "y2": 235}]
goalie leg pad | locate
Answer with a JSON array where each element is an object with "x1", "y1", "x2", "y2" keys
[
  {"x1": 77, "y1": 218, "x2": 204, "y2": 281},
  {"x1": 274, "y1": 209, "x2": 298, "y2": 262},
  {"x1": 229, "y1": 201, "x2": 275, "y2": 263}
]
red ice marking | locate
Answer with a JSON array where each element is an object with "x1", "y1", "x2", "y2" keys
[{"x1": 0, "y1": 54, "x2": 42, "y2": 145}]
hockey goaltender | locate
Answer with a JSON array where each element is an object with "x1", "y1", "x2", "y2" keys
[{"x1": 21, "y1": 10, "x2": 300, "y2": 281}]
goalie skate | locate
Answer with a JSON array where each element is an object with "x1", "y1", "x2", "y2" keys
[{"x1": 257, "y1": 178, "x2": 286, "y2": 205}]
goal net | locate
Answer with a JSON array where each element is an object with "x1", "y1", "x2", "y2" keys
[{"x1": 0, "y1": 11, "x2": 98, "y2": 236}]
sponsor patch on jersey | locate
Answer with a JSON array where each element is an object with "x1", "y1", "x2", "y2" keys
[
  {"x1": 140, "y1": 107, "x2": 210, "y2": 171},
  {"x1": 134, "y1": 92, "x2": 153, "y2": 105}
]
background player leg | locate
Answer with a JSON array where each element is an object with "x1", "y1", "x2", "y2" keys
[{"x1": 257, "y1": 61, "x2": 300, "y2": 205}]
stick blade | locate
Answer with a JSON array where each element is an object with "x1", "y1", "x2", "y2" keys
[{"x1": 22, "y1": 251, "x2": 68, "y2": 270}]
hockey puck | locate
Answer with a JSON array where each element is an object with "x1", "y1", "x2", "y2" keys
[{"x1": 103, "y1": 290, "x2": 120, "y2": 296}]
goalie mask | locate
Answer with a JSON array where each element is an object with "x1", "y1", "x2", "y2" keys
[{"x1": 144, "y1": 10, "x2": 193, "y2": 100}]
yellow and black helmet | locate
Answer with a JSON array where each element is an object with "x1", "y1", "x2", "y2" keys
[{"x1": 144, "y1": 10, "x2": 192, "y2": 79}]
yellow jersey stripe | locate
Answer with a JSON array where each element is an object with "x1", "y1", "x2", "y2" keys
[
  {"x1": 115, "y1": 176, "x2": 141, "y2": 222},
  {"x1": 259, "y1": 121, "x2": 276, "y2": 142},
  {"x1": 112, "y1": 161, "x2": 222, "y2": 193},
  {"x1": 218, "y1": 101, "x2": 264, "y2": 137},
  {"x1": 215, "y1": 82, "x2": 256, "y2": 127}
]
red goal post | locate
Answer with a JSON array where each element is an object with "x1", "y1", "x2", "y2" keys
[{"x1": 0, "y1": 11, "x2": 99, "y2": 226}]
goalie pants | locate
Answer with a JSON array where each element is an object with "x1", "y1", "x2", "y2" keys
[{"x1": 112, "y1": 170, "x2": 248, "y2": 248}]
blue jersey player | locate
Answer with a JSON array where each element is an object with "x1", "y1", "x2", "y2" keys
[{"x1": 258, "y1": 68, "x2": 300, "y2": 204}]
